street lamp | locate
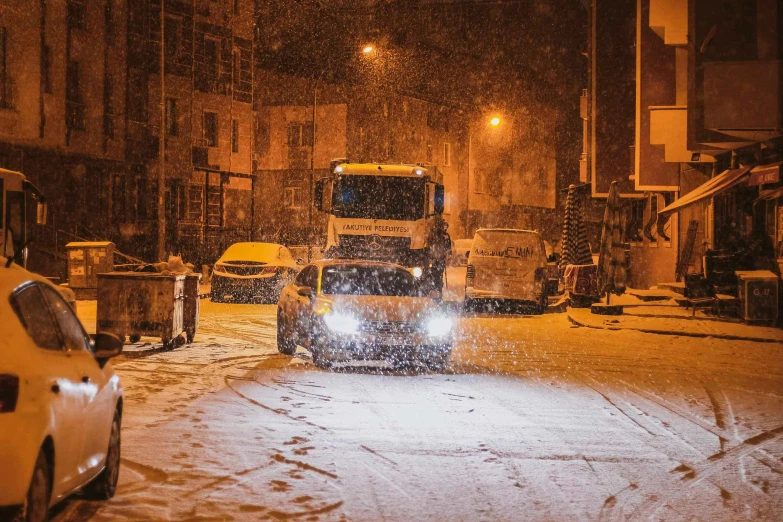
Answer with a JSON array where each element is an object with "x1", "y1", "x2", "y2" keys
[
  {"x1": 362, "y1": 45, "x2": 374, "y2": 54},
  {"x1": 490, "y1": 117, "x2": 501, "y2": 127}
]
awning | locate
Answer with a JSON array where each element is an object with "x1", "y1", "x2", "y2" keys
[
  {"x1": 658, "y1": 166, "x2": 752, "y2": 218},
  {"x1": 755, "y1": 187, "x2": 783, "y2": 202}
]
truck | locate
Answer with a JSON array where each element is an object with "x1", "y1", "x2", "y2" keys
[
  {"x1": 1, "y1": 168, "x2": 47, "y2": 268},
  {"x1": 314, "y1": 160, "x2": 445, "y2": 271}
]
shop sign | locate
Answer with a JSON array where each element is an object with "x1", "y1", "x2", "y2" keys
[{"x1": 749, "y1": 165, "x2": 780, "y2": 186}]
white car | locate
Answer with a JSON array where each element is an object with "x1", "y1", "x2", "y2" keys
[
  {"x1": 211, "y1": 242, "x2": 300, "y2": 303},
  {"x1": 0, "y1": 259, "x2": 124, "y2": 522},
  {"x1": 465, "y1": 228, "x2": 549, "y2": 313},
  {"x1": 276, "y1": 260, "x2": 453, "y2": 370}
]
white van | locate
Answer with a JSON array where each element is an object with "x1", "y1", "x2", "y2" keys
[{"x1": 465, "y1": 228, "x2": 549, "y2": 313}]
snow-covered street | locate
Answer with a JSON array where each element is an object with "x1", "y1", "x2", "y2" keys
[{"x1": 54, "y1": 301, "x2": 783, "y2": 521}]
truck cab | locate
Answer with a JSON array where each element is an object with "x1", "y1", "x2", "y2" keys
[
  {"x1": 1, "y1": 168, "x2": 47, "y2": 268},
  {"x1": 314, "y1": 161, "x2": 445, "y2": 269}
]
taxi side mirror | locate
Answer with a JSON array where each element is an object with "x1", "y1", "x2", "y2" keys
[{"x1": 297, "y1": 286, "x2": 314, "y2": 298}]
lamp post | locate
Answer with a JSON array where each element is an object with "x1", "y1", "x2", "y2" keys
[
  {"x1": 466, "y1": 115, "x2": 502, "y2": 236},
  {"x1": 309, "y1": 79, "x2": 317, "y2": 262}
]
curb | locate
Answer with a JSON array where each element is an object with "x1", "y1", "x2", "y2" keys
[{"x1": 566, "y1": 312, "x2": 783, "y2": 344}]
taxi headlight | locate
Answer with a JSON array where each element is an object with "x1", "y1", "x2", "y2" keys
[
  {"x1": 426, "y1": 316, "x2": 453, "y2": 337},
  {"x1": 323, "y1": 313, "x2": 360, "y2": 334},
  {"x1": 213, "y1": 263, "x2": 226, "y2": 274}
]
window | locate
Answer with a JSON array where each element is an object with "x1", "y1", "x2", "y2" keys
[
  {"x1": 40, "y1": 285, "x2": 90, "y2": 353},
  {"x1": 474, "y1": 169, "x2": 484, "y2": 194},
  {"x1": 67, "y1": 1, "x2": 87, "y2": 31},
  {"x1": 104, "y1": 74, "x2": 115, "y2": 138},
  {"x1": 127, "y1": 67, "x2": 147, "y2": 122},
  {"x1": 234, "y1": 0, "x2": 240, "y2": 15},
  {"x1": 443, "y1": 142, "x2": 452, "y2": 166},
  {"x1": 426, "y1": 141, "x2": 432, "y2": 162},
  {"x1": 0, "y1": 27, "x2": 6, "y2": 108},
  {"x1": 137, "y1": 178, "x2": 157, "y2": 220},
  {"x1": 188, "y1": 184, "x2": 204, "y2": 221},
  {"x1": 164, "y1": 15, "x2": 182, "y2": 58},
  {"x1": 166, "y1": 98, "x2": 178, "y2": 137},
  {"x1": 112, "y1": 174, "x2": 127, "y2": 222},
  {"x1": 11, "y1": 285, "x2": 62, "y2": 351},
  {"x1": 537, "y1": 165, "x2": 548, "y2": 190},
  {"x1": 231, "y1": 119, "x2": 239, "y2": 152},
  {"x1": 287, "y1": 123, "x2": 313, "y2": 147},
  {"x1": 204, "y1": 37, "x2": 219, "y2": 85},
  {"x1": 204, "y1": 111, "x2": 218, "y2": 147},
  {"x1": 284, "y1": 187, "x2": 302, "y2": 209},
  {"x1": 66, "y1": 61, "x2": 84, "y2": 130}
]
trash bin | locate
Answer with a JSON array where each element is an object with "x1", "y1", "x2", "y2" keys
[
  {"x1": 736, "y1": 270, "x2": 779, "y2": 323},
  {"x1": 97, "y1": 272, "x2": 186, "y2": 347},
  {"x1": 66, "y1": 241, "x2": 115, "y2": 300},
  {"x1": 183, "y1": 273, "x2": 202, "y2": 343}
]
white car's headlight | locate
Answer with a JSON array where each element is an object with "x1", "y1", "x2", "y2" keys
[
  {"x1": 323, "y1": 313, "x2": 360, "y2": 334},
  {"x1": 426, "y1": 316, "x2": 453, "y2": 337}
]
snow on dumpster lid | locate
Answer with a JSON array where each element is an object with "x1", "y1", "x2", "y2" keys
[{"x1": 65, "y1": 241, "x2": 114, "y2": 248}]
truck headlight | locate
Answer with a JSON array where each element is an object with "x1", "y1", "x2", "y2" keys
[
  {"x1": 426, "y1": 316, "x2": 453, "y2": 337},
  {"x1": 323, "y1": 313, "x2": 360, "y2": 334}
]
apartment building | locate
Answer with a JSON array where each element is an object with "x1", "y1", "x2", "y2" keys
[
  {"x1": 253, "y1": 70, "x2": 468, "y2": 245},
  {"x1": 0, "y1": 0, "x2": 256, "y2": 275},
  {"x1": 586, "y1": 0, "x2": 783, "y2": 288}
]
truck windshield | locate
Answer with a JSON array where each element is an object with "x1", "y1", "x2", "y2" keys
[{"x1": 332, "y1": 175, "x2": 425, "y2": 221}]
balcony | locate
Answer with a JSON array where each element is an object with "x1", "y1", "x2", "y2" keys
[
  {"x1": 703, "y1": 60, "x2": 782, "y2": 140},
  {"x1": 649, "y1": 106, "x2": 690, "y2": 162},
  {"x1": 649, "y1": 0, "x2": 688, "y2": 46}
]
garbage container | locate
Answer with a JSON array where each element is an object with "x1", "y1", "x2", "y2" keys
[
  {"x1": 735, "y1": 270, "x2": 779, "y2": 323},
  {"x1": 97, "y1": 272, "x2": 186, "y2": 347},
  {"x1": 66, "y1": 241, "x2": 115, "y2": 300},
  {"x1": 183, "y1": 273, "x2": 202, "y2": 343}
]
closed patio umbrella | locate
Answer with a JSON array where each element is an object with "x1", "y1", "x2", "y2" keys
[
  {"x1": 597, "y1": 181, "x2": 628, "y2": 304},
  {"x1": 559, "y1": 185, "x2": 593, "y2": 271}
]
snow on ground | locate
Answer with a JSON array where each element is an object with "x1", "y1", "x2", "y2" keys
[{"x1": 52, "y1": 300, "x2": 783, "y2": 521}]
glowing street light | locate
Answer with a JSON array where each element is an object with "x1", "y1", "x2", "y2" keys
[
  {"x1": 362, "y1": 45, "x2": 374, "y2": 54},
  {"x1": 490, "y1": 116, "x2": 501, "y2": 127}
]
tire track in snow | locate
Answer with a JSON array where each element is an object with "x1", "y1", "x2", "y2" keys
[{"x1": 224, "y1": 375, "x2": 330, "y2": 432}]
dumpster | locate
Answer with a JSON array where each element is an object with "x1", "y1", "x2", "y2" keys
[
  {"x1": 183, "y1": 273, "x2": 202, "y2": 343},
  {"x1": 736, "y1": 270, "x2": 778, "y2": 323},
  {"x1": 66, "y1": 241, "x2": 115, "y2": 300},
  {"x1": 97, "y1": 272, "x2": 186, "y2": 347}
]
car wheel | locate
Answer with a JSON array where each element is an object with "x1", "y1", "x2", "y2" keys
[
  {"x1": 16, "y1": 448, "x2": 51, "y2": 522},
  {"x1": 276, "y1": 311, "x2": 296, "y2": 355},
  {"x1": 85, "y1": 410, "x2": 121, "y2": 500}
]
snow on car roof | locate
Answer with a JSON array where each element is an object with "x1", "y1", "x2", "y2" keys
[{"x1": 219, "y1": 242, "x2": 288, "y2": 262}]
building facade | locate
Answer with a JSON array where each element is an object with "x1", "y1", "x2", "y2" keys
[
  {"x1": 0, "y1": 0, "x2": 257, "y2": 277},
  {"x1": 586, "y1": 0, "x2": 783, "y2": 289}
]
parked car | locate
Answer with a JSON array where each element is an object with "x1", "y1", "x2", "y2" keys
[
  {"x1": 0, "y1": 258, "x2": 124, "y2": 522},
  {"x1": 276, "y1": 260, "x2": 453, "y2": 370},
  {"x1": 211, "y1": 242, "x2": 300, "y2": 303},
  {"x1": 464, "y1": 228, "x2": 549, "y2": 313}
]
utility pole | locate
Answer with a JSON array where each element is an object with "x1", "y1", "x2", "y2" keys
[
  {"x1": 157, "y1": 0, "x2": 166, "y2": 261},
  {"x1": 308, "y1": 79, "x2": 317, "y2": 262}
]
